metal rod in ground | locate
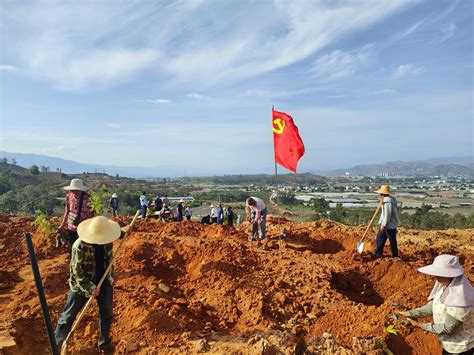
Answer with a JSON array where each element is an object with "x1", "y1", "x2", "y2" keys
[
  {"x1": 25, "y1": 233, "x2": 59, "y2": 355},
  {"x1": 274, "y1": 161, "x2": 283, "y2": 249}
]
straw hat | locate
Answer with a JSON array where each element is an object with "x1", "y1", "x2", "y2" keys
[
  {"x1": 63, "y1": 178, "x2": 88, "y2": 192},
  {"x1": 210, "y1": 204, "x2": 214, "y2": 208},
  {"x1": 418, "y1": 254, "x2": 464, "y2": 278},
  {"x1": 179, "y1": 199, "x2": 184, "y2": 203},
  {"x1": 112, "y1": 193, "x2": 118, "y2": 198},
  {"x1": 376, "y1": 185, "x2": 391, "y2": 195},
  {"x1": 77, "y1": 216, "x2": 121, "y2": 245}
]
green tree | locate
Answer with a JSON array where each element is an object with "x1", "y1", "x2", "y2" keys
[
  {"x1": 278, "y1": 191, "x2": 299, "y2": 205},
  {"x1": 0, "y1": 170, "x2": 12, "y2": 195},
  {"x1": 331, "y1": 203, "x2": 347, "y2": 223},
  {"x1": 0, "y1": 191, "x2": 19, "y2": 213},
  {"x1": 311, "y1": 198, "x2": 330, "y2": 212},
  {"x1": 29, "y1": 165, "x2": 40, "y2": 175},
  {"x1": 32, "y1": 210, "x2": 56, "y2": 240},
  {"x1": 89, "y1": 184, "x2": 110, "y2": 214}
]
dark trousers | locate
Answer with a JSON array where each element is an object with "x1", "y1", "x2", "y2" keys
[
  {"x1": 177, "y1": 213, "x2": 183, "y2": 222},
  {"x1": 251, "y1": 208, "x2": 267, "y2": 240},
  {"x1": 375, "y1": 228, "x2": 398, "y2": 257},
  {"x1": 55, "y1": 280, "x2": 113, "y2": 348},
  {"x1": 67, "y1": 231, "x2": 79, "y2": 255},
  {"x1": 186, "y1": 215, "x2": 191, "y2": 221},
  {"x1": 212, "y1": 217, "x2": 218, "y2": 224},
  {"x1": 442, "y1": 348, "x2": 473, "y2": 355},
  {"x1": 111, "y1": 208, "x2": 117, "y2": 217},
  {"x1": 227, "y1": 217, "x2": 233, "y2": 227},
  {"x1": 140, "y1": 205, "x2": 147, "y2": 218}
]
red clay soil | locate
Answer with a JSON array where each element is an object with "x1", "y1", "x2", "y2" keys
[{"x1": 0, "y1": 212, "x2": 473, "y2": 354}]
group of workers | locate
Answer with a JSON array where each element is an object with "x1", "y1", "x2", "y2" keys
[
  {"x1": 53, "y1": 178, "x2": 473, "y2": 354},
  {"x1": 206, "y1": 204, "x2": 235, "y2": 226}
]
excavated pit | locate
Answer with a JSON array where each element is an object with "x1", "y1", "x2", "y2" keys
[
  {"x1": 1, "y1": 213, "x2": 473, "y2": 354},
  {"x1": 330, "y1": 270, "x2": 384, "y2": 306}
]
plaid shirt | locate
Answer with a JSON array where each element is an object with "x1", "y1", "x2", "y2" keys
[{"x1": 69, "y1": 239, "x2": 114, "y2": 297}]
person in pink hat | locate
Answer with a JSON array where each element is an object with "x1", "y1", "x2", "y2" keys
[{"x1": 396, "y1": 255, "x2": 474, "y2": 355}]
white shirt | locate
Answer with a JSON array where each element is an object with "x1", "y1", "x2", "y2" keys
[
  {"x1": 211, "y1": 208, "x2": 219, "y2": 218},
  {"x1": 378, "y1": 196, "x2": 398, "y2": 229},
  {"x1": 248, "y1": 197, "x2": 266, "y2": 212},
  {"x1": 433, "y1": 289, "x2": 474, "y2": 353}
]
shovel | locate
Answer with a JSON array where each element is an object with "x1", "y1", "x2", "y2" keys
[
  {"x1": 60, "y1": 210, "x2": 141, "y2": 355},
  {"x1": 355, "y1": 204, "x2": 381, "y2": 253}
]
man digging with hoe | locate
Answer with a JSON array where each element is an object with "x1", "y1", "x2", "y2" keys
[{"x1": 54, "y1": 215, "x2": 135, "y2": 353}]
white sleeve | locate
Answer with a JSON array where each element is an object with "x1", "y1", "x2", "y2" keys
[
  {"x1": 446, "y1": 306, "x2": 471, "y2": 322},
  {"x1": 380, "y1": 202, "x2": 390, "y2": 227}
]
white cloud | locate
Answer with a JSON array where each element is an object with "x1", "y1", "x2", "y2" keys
[
  {"x1": 395, "y1": 19, "x2": 425, "y2": 40},
  {"x1": 146, "y1": 98, "x2": 173, "y2": 104},
  {"x1": 187, "y1": 93, "x2": 210, "y2": 100},
  {"x1": 49, "y1": 49, "x2": 159, "y2": 91},
  {"x1": 391, "y1": 64, "x2": 424, "y2": 79},
  {"x1": 310, "y1": 44, "x2": 374, "y2": 80},
  {"x1": 105, "y1": 123, "x2": 121, "y2": 129},
  {"x1": 1, "y1": 1, "x2": 413, "y2": 90},
  {"x1": 439, "y1": 22, "x2": 456, "y2": 42},
  {"x1": 0, "y1": 65, "x2": 18, "y2": 71}
]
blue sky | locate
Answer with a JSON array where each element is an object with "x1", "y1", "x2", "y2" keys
[{"x1": 0, "y1": 0, "x2": 472, "y2": 175}]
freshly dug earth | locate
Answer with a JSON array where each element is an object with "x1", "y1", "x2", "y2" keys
[{"x1": 0, "y1": 212, "x2": 473, "y2": 354}]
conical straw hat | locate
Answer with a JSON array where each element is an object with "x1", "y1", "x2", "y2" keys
[
  {"x1": 375, "y1": 185, "x2": 391, "y2": 195},
  {"x1": 77, "y1": 216, "x2": 121, "y2": 245},
  {"x1": 63, "y1": 178, "x2": 88, "y2": 192}
]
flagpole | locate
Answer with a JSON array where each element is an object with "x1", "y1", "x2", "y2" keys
[{"x1": 273, "y1": 106, "x2": 283, "y2": 250}]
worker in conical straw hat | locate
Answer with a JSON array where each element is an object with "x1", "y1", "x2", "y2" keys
[
  {"x1": 109, "y1": 193, "x2": 119, "y2": 217},
  {"x1": 374, "y1": 185, "x2": 399, "y2": 258},
  {"x1": 395, "y1": 255, "x2": 474, "y2": 354},
  {"x1": 59, "y1": 178, "x2": 95, "y2": 253},
  {"x1": 54, "y1": 216, "x2": 129, "y2": 352}
]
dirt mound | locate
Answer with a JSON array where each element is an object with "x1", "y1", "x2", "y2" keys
[{"x1": 1, "y1": 213, "x2": 473, "y2": 354}]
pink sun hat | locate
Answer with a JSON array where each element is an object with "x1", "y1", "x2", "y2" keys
[{"x1": 418, "y1": 254, "x2": 464, "y2": 278}]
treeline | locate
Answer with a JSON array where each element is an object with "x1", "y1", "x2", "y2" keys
[
  {"x1": 282, "y1": 192, "x2": 474, "y2": 230},
  {"x1": 324, "y1": 202, "x2": 474, "y2": 230},
  {"x1": 0, "y1": 163, "x2": 195, "y2": 216},
  {"x1": 189, "y1": 173, "x2": 326, "y2": 186},
  {"x1": 399, "y1": 204, "x2": 474, "y2": 230}
]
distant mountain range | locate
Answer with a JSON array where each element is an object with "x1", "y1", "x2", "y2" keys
[
  {"x1": 323, "y1": 156, "x2": 474, "y2": 177},
  {"x1": 0, "y1": 151, "x2": 197, "y2": 178},
  {"x1": 1, "y1": 151, "x2": 473, "y2": 178}
]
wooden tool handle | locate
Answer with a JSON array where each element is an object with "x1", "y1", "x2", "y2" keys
[
  {"x1": 358, "y1": 204, "x2": 381, "y2": 243},
  {"x1": 61, "y1": 210, "x2": 141, "y2": 355}
]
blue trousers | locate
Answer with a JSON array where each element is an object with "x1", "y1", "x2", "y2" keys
[
  {"x1": 375, "y1": 229, "x2": 398, "y2": 257},
  {"x1": 251, "y1": 208, "x2": 267, "y2": 240},
  {"x1": 140, "y1": 205, "x2": 147, "y2": 218},
  {"x1": 55, "y1": 280, "x2": 113, "y2": 348}
]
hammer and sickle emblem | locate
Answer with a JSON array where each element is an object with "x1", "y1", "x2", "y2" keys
[{"x1": 272, "y1": 118, "x2": 285, "y2": 134}]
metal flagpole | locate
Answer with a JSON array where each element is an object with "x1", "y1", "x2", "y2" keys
[{"x1": 273, "y1": 106, "x2": 283, "y2": 250}]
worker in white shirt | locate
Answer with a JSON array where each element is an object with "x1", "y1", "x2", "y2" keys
[{"x1": 246, "y1": 197, "x2": 267, "y2": 241}]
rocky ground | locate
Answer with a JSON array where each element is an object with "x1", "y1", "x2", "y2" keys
[{"x1": 0, "y1": 212, "x2": 473, "y2": 354}]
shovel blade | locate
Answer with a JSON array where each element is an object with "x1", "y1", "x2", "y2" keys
[{"x1": 356, "y1": 242, "x2": 364, "y2": 254}]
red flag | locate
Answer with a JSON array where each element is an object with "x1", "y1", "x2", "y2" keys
[{"x1": 272, "y1": 108, "x2": 305, "y2": 173}]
